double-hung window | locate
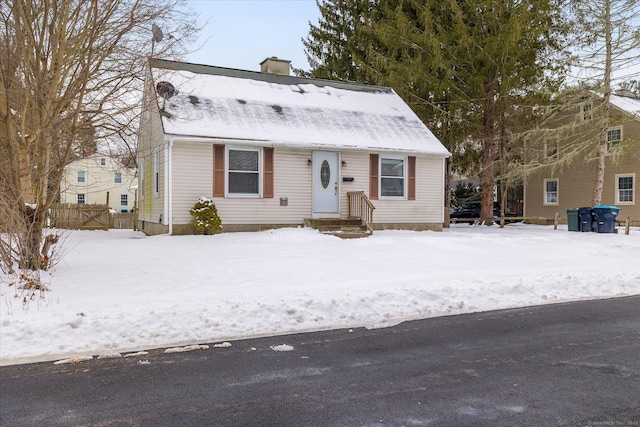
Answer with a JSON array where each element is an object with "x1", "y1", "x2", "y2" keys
[
  {"x1": 77, "y1": 171, "x2": 86, "y2": 183},
  {"x1": 544, "y1": 179, "x2": 558, "y2": 205},
  {"x1": 616, "y1": 174, "x2": 634, "y2": 204},
  {"x1": 380, "y1": 157, "x2": 405, "y2": 198},
  {"x1": 607, "y1": 127, "x2": 622, "y2": 152},
  {"x1": 213, "y1": 145, "x2": 273, "y2": 198},
  {"x1": 545, "y1": 141, "x2": 558, "y2": 159},
  {"x1": 582, "y1": 103, "x2": 592, "y2": 121},
  {"x1": 77, "y1": 194, "x2": 86, "y2": 204},
  {"x1": 120, "y1": 194, "x2": 128, "y2": 206},
  {"x1": 227, "y1": 148, "x2": 260, "y2": 196},
  {"x1": 369, "y1": 154, "x2": 415, "y2": 201},
  {"x1": 114, "y1": 172, "x2": 122, "y2": 184}
]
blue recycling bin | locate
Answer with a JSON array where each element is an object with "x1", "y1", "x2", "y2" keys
[
  {"x1": 577, "y1": 207, "x2": 593, "y2": 232},
  {"x1": 592, "y1": 205, "x2": 621, "y2": 233}
]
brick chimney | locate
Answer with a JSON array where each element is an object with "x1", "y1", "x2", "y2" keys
[{"x1": 260, "y1": 57, "x2": 291, "y2": 76}]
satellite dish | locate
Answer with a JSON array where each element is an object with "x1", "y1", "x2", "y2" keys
[
  {"x1": 156, "y1": 81, "x2": 175, "y2": 99},
  {"x1": 152, "y1": 24, "x2": 164, "y2": 43}
]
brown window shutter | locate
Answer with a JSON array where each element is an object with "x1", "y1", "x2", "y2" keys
[
  {"x1": 408, "y1": 156, "x2": 416, "y2": 200},
  {"x1": 213, "y1": 144, "x2": 225, "y2": 197},
  {"x1": 369, "y1": 154, "x2": 379, "y2": 200},
  {"x1": 263, "y1": 147, "x2": 274, "y2": 198}
]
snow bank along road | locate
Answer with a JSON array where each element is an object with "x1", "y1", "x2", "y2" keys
[{"x1": 1, "y1": 224, "x2": 639, "y2": 365}]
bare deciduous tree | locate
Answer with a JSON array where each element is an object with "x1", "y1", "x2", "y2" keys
[
  {"x1": 0, "y1": 0, "x2": 198, "y2": 275},
  {"x1": 573, "y1": 0, "x2": 640, "y2": 204}
]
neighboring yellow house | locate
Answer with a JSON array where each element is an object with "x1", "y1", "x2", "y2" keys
[
  {"x1": 523, "y1": 92, "x2": 640, "y2": 225},
  {"x1": 60, "y1": 154, "x2": 137, "y2": 213}
]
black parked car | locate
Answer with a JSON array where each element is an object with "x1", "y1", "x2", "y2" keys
[{"x1": 450, "y1": 201, "x2": 501, "y2": 223}]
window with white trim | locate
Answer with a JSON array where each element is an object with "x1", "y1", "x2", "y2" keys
[
  {"x1": 616, "y1": 174, "x2": 634, "y2": 204},
  {"x1": 114, "y1": 172, "x2": 122, "y2": 184},
  {"x1": 120, "y1": 194, "x2": 128, "y2": 206},
  {"x1": 544, "y1": 179, "x2": 558, "y2": 205},
  {"x1": 77, "y1": 171, "x2": 86, "y2": 183},
  {"x1": 77, "y1": 194, "x2": 86, "y2": 204},
  {"x1": 380, "y1": 157, "x2": 405, "y2": 198},
  {"x1": 227, "y1": 148, "x2": 260, "y2": 196},
  {"x1": 100, "y1": 158, "x2": 106, "y2": 166},
  {"x1": 607, "y1": 127, "x2": 622, "y2": 152}
]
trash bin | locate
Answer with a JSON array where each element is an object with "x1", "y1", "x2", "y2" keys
[
  {"x1": 578, "y1": 207, "x2": 593, "y2": 232},
  {"x1": 592, "y1": 205, "x2": 621, "y2": 233},
  {"x1": 566, "y1": 208, "x2": 579, "y2": 232}
]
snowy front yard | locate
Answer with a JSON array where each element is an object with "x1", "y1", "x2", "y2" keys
[{"x1": 1, "y1": 224, "x2": 639, "y2": 365}]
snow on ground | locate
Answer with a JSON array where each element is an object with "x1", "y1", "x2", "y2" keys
[{"x1": 1, "y1": 223, "x2": 639, "y2": 365}]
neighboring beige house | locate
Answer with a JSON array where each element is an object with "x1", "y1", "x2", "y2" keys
[
  {"x1": 524, "y1": 92, "x2": 640, "y2": 224},
  {"x1": 60, "y1": 154, "x2": 137, "y2": 213},
  {"x1": 136, "y1": 58, "x2": 451, "y2": 235}
]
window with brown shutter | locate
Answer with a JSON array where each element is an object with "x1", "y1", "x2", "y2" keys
[
  {"x1": 369, "y1": 154, "x2": 379, "y2": 200},
  {"x1": 263, "y1": 147, "x2": 274, "y2": 198},
  {"x1": 408, "y1": 156, "x2": 416, "y2": 200},
  {"x1": 213, "y1": 144, "x2": 225, "y2": 197}
]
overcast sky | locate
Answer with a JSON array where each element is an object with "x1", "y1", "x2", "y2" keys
[
  {"x1": 182, "y1": 1, "x2": 639, "y2": 85},
  {"x1": 185, "y1": 0, "x2": 320, "y2": 72}
]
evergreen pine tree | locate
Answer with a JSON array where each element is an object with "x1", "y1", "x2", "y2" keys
[
  {"x1": 301, "y1": 0, "x2": 374, "y2": 81},
  {"x1": 366, "y1": 0, "x2": 569, "y2": 224}
]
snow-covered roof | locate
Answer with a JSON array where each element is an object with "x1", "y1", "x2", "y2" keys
[
  {"x1": 149, "y1": 59, "x2": 450, "y2": 156},
  {"x1": 609, "y1": 93, "x2": 640, "y2": 118}
]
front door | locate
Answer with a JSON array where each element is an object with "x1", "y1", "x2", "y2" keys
[{"x1": 312, "y1": 151, "x2": 339, "y2": 215}]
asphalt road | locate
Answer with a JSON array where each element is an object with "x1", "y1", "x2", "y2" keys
[{"x1": 1, "y1": 296, "x2": 639, "y2": 427}]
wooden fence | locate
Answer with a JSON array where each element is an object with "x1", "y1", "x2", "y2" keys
[
  {"x1": 49, "y1": 204, "x2": 136, "y2": 230},
  {"x1": 111, "y1": 213, "x2": 136, "y2": 229}
]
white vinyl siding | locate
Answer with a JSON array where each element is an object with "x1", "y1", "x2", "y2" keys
[
  {"x1": 171, "y1": 142, "x2": 311, "y2": 225},
  {"x1": 339, "y1": 152, "x2": 444, "y2": 224},
  {"x1": 170, "y1": 141, "x2": 446, "y2": 227}
]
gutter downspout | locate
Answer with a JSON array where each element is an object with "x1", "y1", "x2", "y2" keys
[{"x1": 163, "y1": 137, "x2": 174, "y2": 235}]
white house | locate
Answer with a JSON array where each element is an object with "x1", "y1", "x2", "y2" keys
[
  {"x1": 60, "y1": 154, "x2": 136, "y2": 213},
  {"x1": 136, "y1": 58, "x2": 451, "y2": 235}
]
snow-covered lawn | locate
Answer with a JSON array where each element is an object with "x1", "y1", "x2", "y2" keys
[{"x1": 1, "y1": 223, "x2": 639, "y2": 365}]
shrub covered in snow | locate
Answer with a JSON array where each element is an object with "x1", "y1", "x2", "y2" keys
[{"x1": 189, "y1": 197, "x2": 222, "y2": 235}]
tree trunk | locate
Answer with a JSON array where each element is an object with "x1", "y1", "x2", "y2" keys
[
  {"x1": 20, "y1": 205, "x2": 45, "y2": 271},
  {"x1": 481, "y1": 78, "x2": 497, "y2": 225},
  {"x1": 593, "y1": 0, "x2": 612, "y2": 206}
]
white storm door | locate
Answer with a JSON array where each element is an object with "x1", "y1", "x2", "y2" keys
[{"x1": 312, "y1": 151, "x2": 339, "y2": 214}]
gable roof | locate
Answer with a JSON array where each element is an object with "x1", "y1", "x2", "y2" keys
[
  {"x1": 609, "y1": 93, "x2": 640, "y2": 118},
  {"x1": 149, "y1": 59, "x2": 450, "y2": 156}
]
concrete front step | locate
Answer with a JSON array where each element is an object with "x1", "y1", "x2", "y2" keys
[{"x1": 305, "y1": 218, "x2": 371, "y2": 239}]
